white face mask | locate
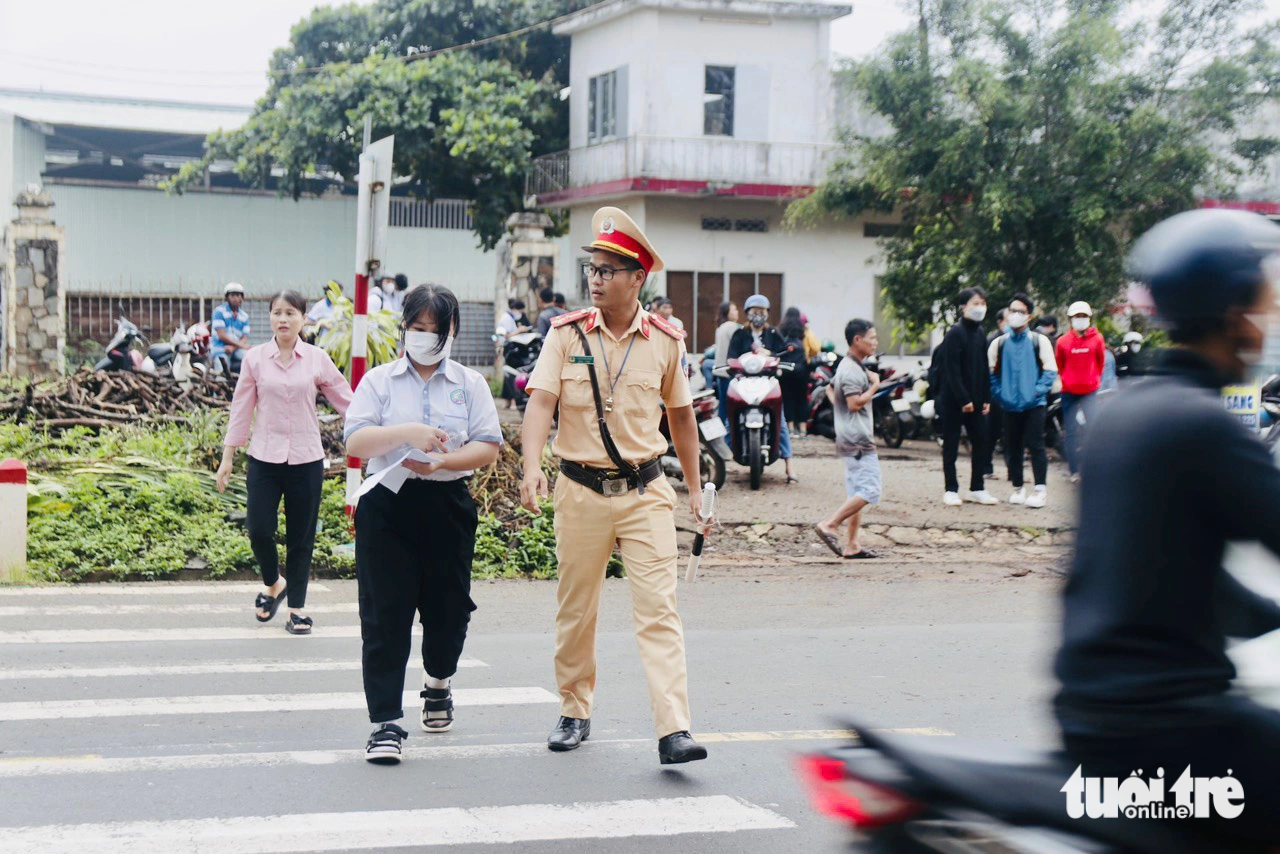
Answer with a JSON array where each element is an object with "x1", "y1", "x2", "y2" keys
[
  {"x1": 1072, "y1": 317, "x2": 1091, "y2": 332},
  {"x1": 1129, "y1": 343, "x2": 1141, "y2": 353},
  {"x1": 404, "y1": 331, "x2": 453, "y2": 365},
  {"x1": 1007, "y1": 311, "x2": 1028, "y2": 330},
  {"x1": 966, "y1": 305, "x2": 987, "y2": 323}
]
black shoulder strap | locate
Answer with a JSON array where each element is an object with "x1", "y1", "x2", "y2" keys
[{"x1": 566, "y1": 323, "x2": 645, "y2": 493}]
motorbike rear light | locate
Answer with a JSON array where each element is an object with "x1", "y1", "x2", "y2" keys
[{"x1": 794, "y1": 755, "x2": 924, "y2": 830}]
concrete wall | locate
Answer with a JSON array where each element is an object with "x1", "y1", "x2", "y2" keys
[
  {"x1": 40, "y1": 183, "x2": 568, "y2": 303},
  {"x1": 567, "y1": 195, "x2": 883, "y2": 346},
  {"x1": 568, "y1": 8, "x2": 834, "y2": 149}
]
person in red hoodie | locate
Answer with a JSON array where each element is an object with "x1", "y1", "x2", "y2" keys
[{"x1": 1054, "y1": 301, "x2": 1106, "y2": 481}]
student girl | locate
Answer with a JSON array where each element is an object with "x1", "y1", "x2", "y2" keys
[
  {"x1": 217, "y1": 290, "x2": 354, "y2": 634},
  {"x1": 343, "y1": 285, "x2": 503, "y2": 764}
]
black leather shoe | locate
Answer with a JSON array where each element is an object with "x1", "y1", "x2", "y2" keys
[
  {"x1": 547, "y1": 716, "x2": 590, "y2": 752},
  {"x1": 658, "y1": 731, "x2": 708, "y2": 765}
]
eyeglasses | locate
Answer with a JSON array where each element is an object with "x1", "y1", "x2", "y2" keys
[{"x1": 583, "y1": 263, "x2": 635, "y2": 282}]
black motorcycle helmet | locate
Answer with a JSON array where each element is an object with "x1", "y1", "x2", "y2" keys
[{"x1": 1128, "y1": 209, "x2": 1280, "y2": 342}]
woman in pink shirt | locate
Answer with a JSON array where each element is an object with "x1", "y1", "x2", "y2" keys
[{"x1": 216, "y1": 290, "x2": 354, "y2": 634}]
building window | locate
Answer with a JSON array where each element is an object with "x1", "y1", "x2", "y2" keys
[
  {"x1": 589, "y1": 70, "x2": 618, "y2": 144},
  {"x1": 701, "y1": 217, "x2": 732, "y2": 231},
  {"x1": 704, "y1": 66, "x2": 735, "y2": 137},
  {"x1": 734, "y1": 218, "x2": 768, "y2": 233}
]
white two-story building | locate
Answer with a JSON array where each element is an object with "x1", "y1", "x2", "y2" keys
[{"x1": 525, "y1": 0, "x2": 894, "y2": 350}]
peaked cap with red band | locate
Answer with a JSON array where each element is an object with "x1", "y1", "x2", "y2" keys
[{"x1": 581, "y1": 206, "x2": 665, "y2": 275}]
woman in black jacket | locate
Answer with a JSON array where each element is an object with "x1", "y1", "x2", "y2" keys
[{"x1": 936, "y1": 287, "x2": 996, "y2": 506}]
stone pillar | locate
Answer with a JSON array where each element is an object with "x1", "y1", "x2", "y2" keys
[
  {"x1": 493, "y1": 211, "x2": 559, "y2": 327},
  {"x1": 3, "y1": 188, "x2": 67, "y2": 377}
]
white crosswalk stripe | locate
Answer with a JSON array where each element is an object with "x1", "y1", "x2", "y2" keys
[
  {"x1": 0, "y1": 658, "x2": 487, "y2": 681},
  {"x1": 0, "y1": 602, "x2": 360, "y2": 616},
  {"x1": 0, "y1": 796, "x2": 795, "y2": 853},
  {"x1": 0, "y1": 687, "x2": 558, "y2": 721},
  {"x1": 0, "y1": 626, "x2": 394, "y2": 643},
  {"x1": 0, "y1": 583, "x2": 333, "y2": 597}
]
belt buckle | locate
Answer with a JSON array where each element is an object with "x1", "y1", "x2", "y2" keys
[{"x1": 600, "y1": 477, "x2": 629, "y2": 497}]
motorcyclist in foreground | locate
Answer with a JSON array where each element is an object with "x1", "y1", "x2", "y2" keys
[{"x1": 1055, "y1": 208, "x2": 1280, "y2": 846}]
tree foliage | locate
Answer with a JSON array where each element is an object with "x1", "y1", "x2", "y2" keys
[
  {"x1": 788, "y1": 0, "x2": 1280, "y2": 334},
  {"x1": 166, "y1": 0, "x2": 587, "y2": 250}
]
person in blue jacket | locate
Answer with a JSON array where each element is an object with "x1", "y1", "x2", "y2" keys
[{"x1": 987, "y1": 293, "x2": 1058, "y2": 508}]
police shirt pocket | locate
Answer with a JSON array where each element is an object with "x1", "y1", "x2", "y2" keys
[
  {"x1": 622, "y1": 369, "x2": 663, "y2": 415},
  {"x1": 560, "y1": 365, "x2": 594, "y2": 409}
]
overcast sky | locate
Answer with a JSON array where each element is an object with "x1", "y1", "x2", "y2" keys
[{"x1": 0, "y1": 0, "x2": 1276, "y2": 107}]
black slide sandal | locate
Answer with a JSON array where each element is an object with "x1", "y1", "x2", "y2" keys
[
  {"x1": 254, "y1": 587, "x2": 287, "y2": 623},
  {"x1": 285, "y1": 614, "x2": 313, "y2": 635}
]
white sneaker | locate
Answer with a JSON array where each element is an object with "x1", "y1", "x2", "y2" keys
[
  {"x1": 943, "y1": 492, "x2": 962, "y2": 507},
  {"x1": 1026, "y1": 487, "x2": 1047, "y2": 509},
  {"x1": 964, "y1": 490, "x2": 999, "y2": 505},
  {"x1": 1009, "y1": 487, "x2": 1026, "y2": 505}
]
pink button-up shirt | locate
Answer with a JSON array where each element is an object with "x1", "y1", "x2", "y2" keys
[{"x1": 224, "y1": 338, "x2": 354, "y2": 465}]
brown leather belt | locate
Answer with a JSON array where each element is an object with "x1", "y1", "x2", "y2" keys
[{"x1": 559, "y1": 458, "x2": 662, "y2": 497}]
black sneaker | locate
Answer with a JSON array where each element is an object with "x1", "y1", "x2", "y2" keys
[{"x1": 365, "y1": 723, "x2": 408, "y2": 764}]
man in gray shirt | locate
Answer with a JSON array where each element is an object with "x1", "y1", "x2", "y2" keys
[
  {"x1": 534, "y1": 287, "x2": 566, "y2": 337},
  {"x1": 815, "y1": 319, "x2": 882, "y2": 559}
]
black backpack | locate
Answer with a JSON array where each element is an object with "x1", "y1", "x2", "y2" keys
[{"x1": 927, "y1": 343, "x2": 944, "y2": 399}]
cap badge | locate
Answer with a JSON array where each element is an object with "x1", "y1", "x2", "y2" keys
[{"x1": 600, "y1": 217, "x2": 616, "y2": 234}]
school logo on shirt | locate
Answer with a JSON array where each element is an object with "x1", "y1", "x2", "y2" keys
[{"x1": 450, "y1": 389, "x2": 466, "y2": 406}]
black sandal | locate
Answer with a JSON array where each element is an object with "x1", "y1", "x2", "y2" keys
[
  {"x1": 254, "y1": 587, "x2": 287, "y2": 623},
  {"x1": 285, "y1": 614, "x2": 313, "y2": 635},
  {"x1": 420, "y1": 686, "x2": 454, "y2": 733}
]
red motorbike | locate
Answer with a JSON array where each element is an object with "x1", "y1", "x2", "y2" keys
[
  {"x1": 715, "y1": 352, "x2": 794, "y2": 490},
  {"x1": 658, "y1": 388, "x2": 729, "y2": 491}
]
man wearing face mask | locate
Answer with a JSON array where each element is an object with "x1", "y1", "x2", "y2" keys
[
  {"x1": 937, "y1": 286, "x2": 997, "y2": 506},
  {"x1": 1115, "y1": 331, "x2": 1150, "y2": 378},
  {"x1": 728, "y1": 294, "x2": 798, "y2": 482},
  {"x1": 1054, "y1": 209, "x2": 1280, "y2": 843},
  {"x1": 988, "y1": 294, "x2": 1057, "y2": 508},
  {"x1": 1054, "y1": 302, "x2": 1106, "y2": 482}
]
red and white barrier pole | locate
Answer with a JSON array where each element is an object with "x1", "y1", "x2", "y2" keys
[
  {"x1": 0, "y1": 459, "x2": 28, "y2": 582},
  {"x1": 345, "y1": 149, "x2": 377, "y2": 518}
]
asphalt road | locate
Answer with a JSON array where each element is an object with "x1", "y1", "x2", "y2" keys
[{"x1": 0, "y1": 571, "x2": 1063, "y2": 853}]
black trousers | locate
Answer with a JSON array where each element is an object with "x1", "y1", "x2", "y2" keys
[
  {"x1": 1062, "y1": 693, "x2": 1280, "y2": 845},
  {"x1": 780, "y1": 371, "x2": 809, "y2": 426},
  {"x1": 245, "y1": 457, "x2": 324, "y2": 609},
  {"x1": 1003, "y1": 406, "x2": 1048, "y2": 488},
  {"x1": 939, "y1": 400, "x2": 988, "y2": 493},
  {"x1": 355, "y1": 478, "x2": 478, "y2": 724}
]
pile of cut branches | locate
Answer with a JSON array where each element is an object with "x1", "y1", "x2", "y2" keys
[{"x1": 0, "y1": 368, "x2": 233, "y2": 429}]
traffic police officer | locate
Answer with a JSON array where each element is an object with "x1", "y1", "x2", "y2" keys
[{"x1": 520, "y1": 206, "x2": 711, "y2": 765}]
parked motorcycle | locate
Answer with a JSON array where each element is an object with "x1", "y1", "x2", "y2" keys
[
  {"x1": 715, "y1": 352, "x2": 794, "y2": 490},
  {"x1": 94, "y1": 315, "x2": 151, "y2": 373},
  {"x1": 805, "y1": 352, "x2": 840, "y2": 440},
  {"x1": 658, "y1": 388, "x2": 730, "y2": 491},
  {"x1": 499, "y1": 332, "x2": 543, "y2": 413},
  {"x1": 865, "y1": 357, "x2": 914, "y2": 449}
]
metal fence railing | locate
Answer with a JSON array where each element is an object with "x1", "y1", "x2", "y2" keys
[
  {"x1": 389, "y1": 198, "x2": 474, "y2": 230},
  {"x1": 67, "y1": 293, "x2": 497, "y2": 372}
]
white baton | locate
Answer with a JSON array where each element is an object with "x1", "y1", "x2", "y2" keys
[{"x1": 685, "y1": 483, "x2": 717, "y2": 583}]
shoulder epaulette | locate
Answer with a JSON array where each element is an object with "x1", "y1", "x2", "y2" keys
[
  {"x1": 648, "y1": 313, "x2": 687, "y2": 341},
  {"x1": 551, "y1": 308, "x2": 593, "y2": 329}
]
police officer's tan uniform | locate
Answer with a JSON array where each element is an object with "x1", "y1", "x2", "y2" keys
[{"x1": 526, "y1": 214, "x2": 696, "y2": 740}]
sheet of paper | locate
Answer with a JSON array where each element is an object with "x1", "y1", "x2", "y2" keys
[{"x1": 352, "y1": 448, "x2": 445, "y2": 504}]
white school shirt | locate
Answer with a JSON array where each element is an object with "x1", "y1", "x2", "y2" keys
[{"x1": 343, "y1": 356, "x2": 503, "y2": 482}]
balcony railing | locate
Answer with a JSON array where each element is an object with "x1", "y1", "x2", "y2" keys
[{"x1": 526, "y1": 136, "x2": 838, "y2": 200}]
